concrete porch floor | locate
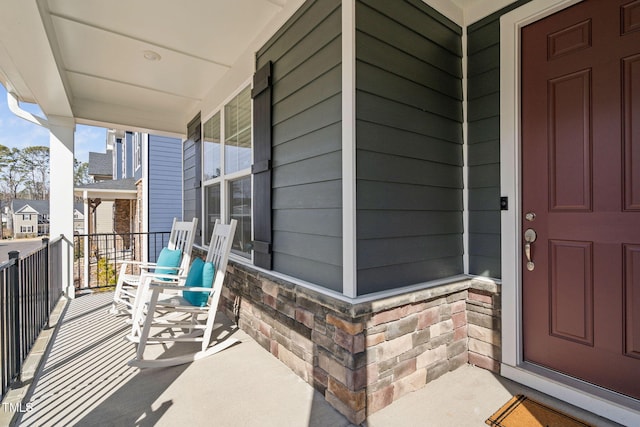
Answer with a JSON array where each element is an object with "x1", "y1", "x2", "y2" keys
[{"x1": 3, "y1": 291, "x2": 623, "y2": 426}]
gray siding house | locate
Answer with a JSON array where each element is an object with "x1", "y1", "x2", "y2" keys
[
  {"x1": 10, "y1": 199, "x2": 50, "y2": 238},
  {"x1": 147, "y1": 134, "x2": 183, "y2": 259},
  {"x1": 182, "y1": 1, "x2": 640, "y2": 423},
  {"x1": 76, "y1": 131, "x2": 182, "y2": 263},
  {"x1": 2, "y1": 0, "x2": 638, "y2": 425}
]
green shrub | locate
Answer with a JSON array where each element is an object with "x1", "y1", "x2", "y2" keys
[
  {"x1": 74, "y1": 243, "x2": 84, "y2": 260},
  {"x1": 96, "y1": 258, "x2": 117, "y2": 286}
]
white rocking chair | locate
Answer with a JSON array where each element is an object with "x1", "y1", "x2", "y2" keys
[
  {"x1": 128, "y1": 219, "x2": 238, "y2": 368},
  {"x1": 110, "y1": 217, "x2": 198, "y2": 316}
]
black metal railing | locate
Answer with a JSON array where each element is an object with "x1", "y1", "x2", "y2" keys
[
  {"x1": 73, "y1": 231, "x2": 171, "y2": 289},
  {"x1": 1, "y1": 237, "x2": 65, "y2": 401},
  {"x1": 48, "y1": 236, "x2": 67, "y2": 312}
]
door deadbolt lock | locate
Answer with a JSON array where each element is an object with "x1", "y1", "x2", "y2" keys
[
  {"x1": 525, "y1": 212, "x2": 536, "y2": 221},
  {"x1": 524, "y1": 228, "x2": 537, "y2": 271}
]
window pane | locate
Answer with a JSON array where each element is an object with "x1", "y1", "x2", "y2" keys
[
  {"x1": 225, "y1": 86, "x2": 252, "y2": 174},
  {"x1": 229, "y1": 176, "x2": 252, "y2": 257},
  {"x1": 205, "y1": 184, "x2": 221, "y2": 244},
  {"x1": 203, "y1": 112, "x2": 221, "y2": 181}
]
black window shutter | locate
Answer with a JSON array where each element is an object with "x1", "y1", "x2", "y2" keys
[
  {"x1": 186, "y1": 113, "x2": 202, "y2": 245},
  {"x1": 252, "y1": 62, "x2": 273, "y2": 269}
]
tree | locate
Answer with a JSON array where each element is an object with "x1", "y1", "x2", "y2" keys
[
  {"x1": 0, "y1": 144, "x2": 11, "y2": 168},
  {"x1": 0, "y1": 147, "x2": 26, "y2": 200},
  {"x1": 20, "y1": 146, "x2": 49, "y2": 199},
  {"x1": 74, "y1": 159, "x2": 90, "y2": 186}
]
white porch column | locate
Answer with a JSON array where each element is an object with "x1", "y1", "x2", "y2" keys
[
  {"x1": 49, "y1": 115, "x2": 76, "y2": 297},
  {"x1": 82, "y1": 190, "x2": 90, "y2": 289}
]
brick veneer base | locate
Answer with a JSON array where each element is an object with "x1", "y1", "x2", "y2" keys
[{"x1": 205, "y1": 254, "x2": 501, "y2": 425}]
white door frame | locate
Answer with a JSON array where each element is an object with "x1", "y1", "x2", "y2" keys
[{"x1": 499, "y1": 0, "x2": 640, "y2": 425}]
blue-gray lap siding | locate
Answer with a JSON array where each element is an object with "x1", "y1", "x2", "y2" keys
[
  {"x1": 256, "y1": 0, "x2": 343, "y2": 292},
  {"x1": 222, "y1": 0, "x2": 532, "y2": 293},
  {"x1": 466, "y1": 0, "x2": 531, "y2": 279},
  {"x1": 148, "y1": 135, "x2": 183, "y2": 261},
  {"x1": 355, "y1": 0, "x2": 464, "y2": 294},
  {"x1": 114, "y1": 140, "x2": 123, "y2": 179},
  {"x1": 123, "y1": 132, "x2": 134, "y2": 179}
]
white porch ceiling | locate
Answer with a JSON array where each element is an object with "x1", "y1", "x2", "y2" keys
[{"x1": 0, "y1": 0, "x2": 511, "y2": 136}]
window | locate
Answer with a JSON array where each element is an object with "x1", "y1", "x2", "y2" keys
[
  {"x1": 20, "y1": 226, "x2": 33, "y2": 233},
  {"x1": 134, "y1": 133, "x2": 142, "y2": 171},
  {"x1": 22, "y1": 214, "x2": 31, "y2": 221},
  {"x1": 122, "y1": 134, "x2": 128, "y2": 177},
  {"x1": 202, "y1": 85, "x2": 252, "y2": 258}
]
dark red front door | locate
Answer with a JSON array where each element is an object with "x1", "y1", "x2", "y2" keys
[{"x1": 521, "y1": 0, "x2": 640, "y2": 399}]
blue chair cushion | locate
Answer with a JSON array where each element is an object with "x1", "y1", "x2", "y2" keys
[
  {"x1": 155, "y1": 248, "x2": 182, "y2": 279},
  {"x1": 183, "y1": 260, "x2": 215, "y2": 307},
  {"x1": 184, "y1": 258, "x2": 204, "y2": 286}
]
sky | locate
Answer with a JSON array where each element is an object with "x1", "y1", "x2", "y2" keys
[{"x1": 0, "y1": 85, "x2": 106, "y2": 163}]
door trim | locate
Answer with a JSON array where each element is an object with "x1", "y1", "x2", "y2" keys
[{"x1": 499, "y1": 0, "x2": 640, "y2": 425}]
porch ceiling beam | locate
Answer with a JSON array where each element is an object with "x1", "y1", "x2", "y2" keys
[
  {"x1": 72, "y1": 98, "x2": 187, "y2": 137},
  {"x1": 67, "y1": 70, "x2": 203, "y2": 102},
  {"x1": 76, "y1": 190, "x2": 137, "y2": 201}
]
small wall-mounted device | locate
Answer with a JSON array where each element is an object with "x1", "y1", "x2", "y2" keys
[{"x1": 500, "y1": 197, "x2": 508, "y2": 211}]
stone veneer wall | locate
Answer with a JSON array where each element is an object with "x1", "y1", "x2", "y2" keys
[
  {"x1": 194, "y1": 248, "x2": 501, "y2": 424},
  {"x1": 114, "y1": 200, "x2": 132, "y2": 249}
]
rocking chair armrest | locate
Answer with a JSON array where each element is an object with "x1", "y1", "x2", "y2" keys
[
  {"x1": 142, "y1": 265, "x2": 184, "y2": 273},
  {"x1": 119, "y1": 262, "x2": 183, "y2": 273},
  {"x1": 148, "y1": 283, "x2": 215, "y2": 293},
  {"x1": 119, "y1": 260, "x2": 159, "y2": 268},
  {"x1": 144, "y1": 273, "x2": 187, "y2": 283}
]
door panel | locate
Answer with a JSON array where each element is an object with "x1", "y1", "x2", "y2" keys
[
  {"x1": 622, "y1": 1, "x2": 640, "y2": 35},
  {"x1": 548, "y1": 70, "x2": 592, "y2": 211},
  {"x1": 522, "y1": 0, "x2": 640, "y2": 400},
  {"x1": 624, "y1": 54, "x2": 640, "y2": 210},
  {"x1": 625, "y1": 244, "x2": 640, "y2": 358},
  {"x1": 549, "y1": 240, "x2": 593, "y2": 346}
]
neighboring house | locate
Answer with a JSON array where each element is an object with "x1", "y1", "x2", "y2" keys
[
  {"x1": 75, "y1": 130, "x2": 182, "y2": 263},
  {"x1": 73, "y1": 203, "x2": 85, "y2": 234},
  {"x1": 87, "y1": 150, "x2": 113, "y2": 182},
  {"x1": 1, "y1": 206, "x2": 7, "y2": 238},
  {"x1": 10, "y1": 199, "x2": 49, "y2": 238},
  {"x1": 2, "y1": 1, "x2": 638, "y2": 425},
  {"x1": 10, "y1": 200, "x2": 84, "y2": 237}
]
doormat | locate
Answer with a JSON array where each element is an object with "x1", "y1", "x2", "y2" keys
[{"x1": 486, "y1": 395, "x2": 592, "y2": 427}]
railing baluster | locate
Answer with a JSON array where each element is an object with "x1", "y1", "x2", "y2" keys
[
  {"x1": 8, "y1": 251, "x2": 20, "y2": 386},
  {"x1": 71, "y1": 231, "x2": 170, "y2": 290},
  {"x1": 1, "y1": 267, "x2": 7, "y2": 398},
  {"x1": 43, "y1": 237, "x2": 50, "y2": 327}
]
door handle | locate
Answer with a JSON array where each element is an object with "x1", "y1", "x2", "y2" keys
[{"x1": 524, "y1": 228, "x2": 537, "y2": 271}]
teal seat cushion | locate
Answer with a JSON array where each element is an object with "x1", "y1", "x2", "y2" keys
[
  {"x1": 155, "y1": 248, "x2": 182, "y2": 279},
  {"x1": 183, "y1": 260, "x2": 215, "y2": 307}
]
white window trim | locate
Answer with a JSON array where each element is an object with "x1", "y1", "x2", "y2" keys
[
  {"x1": 500, "y1": 1, "x2": 640, "y2": 425},
  {"x1": 122, "y1": 134, "x2": 128, "y2": 178},
  {"x1": 342, "y1": 0, "x2": 357, "y2": 298},
  {"x1": 134, "y1": 132, "x2": 142, "y2": 172},
  {"x1": 201, "y1": 79, "x2": 254, "y2": 262}
]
